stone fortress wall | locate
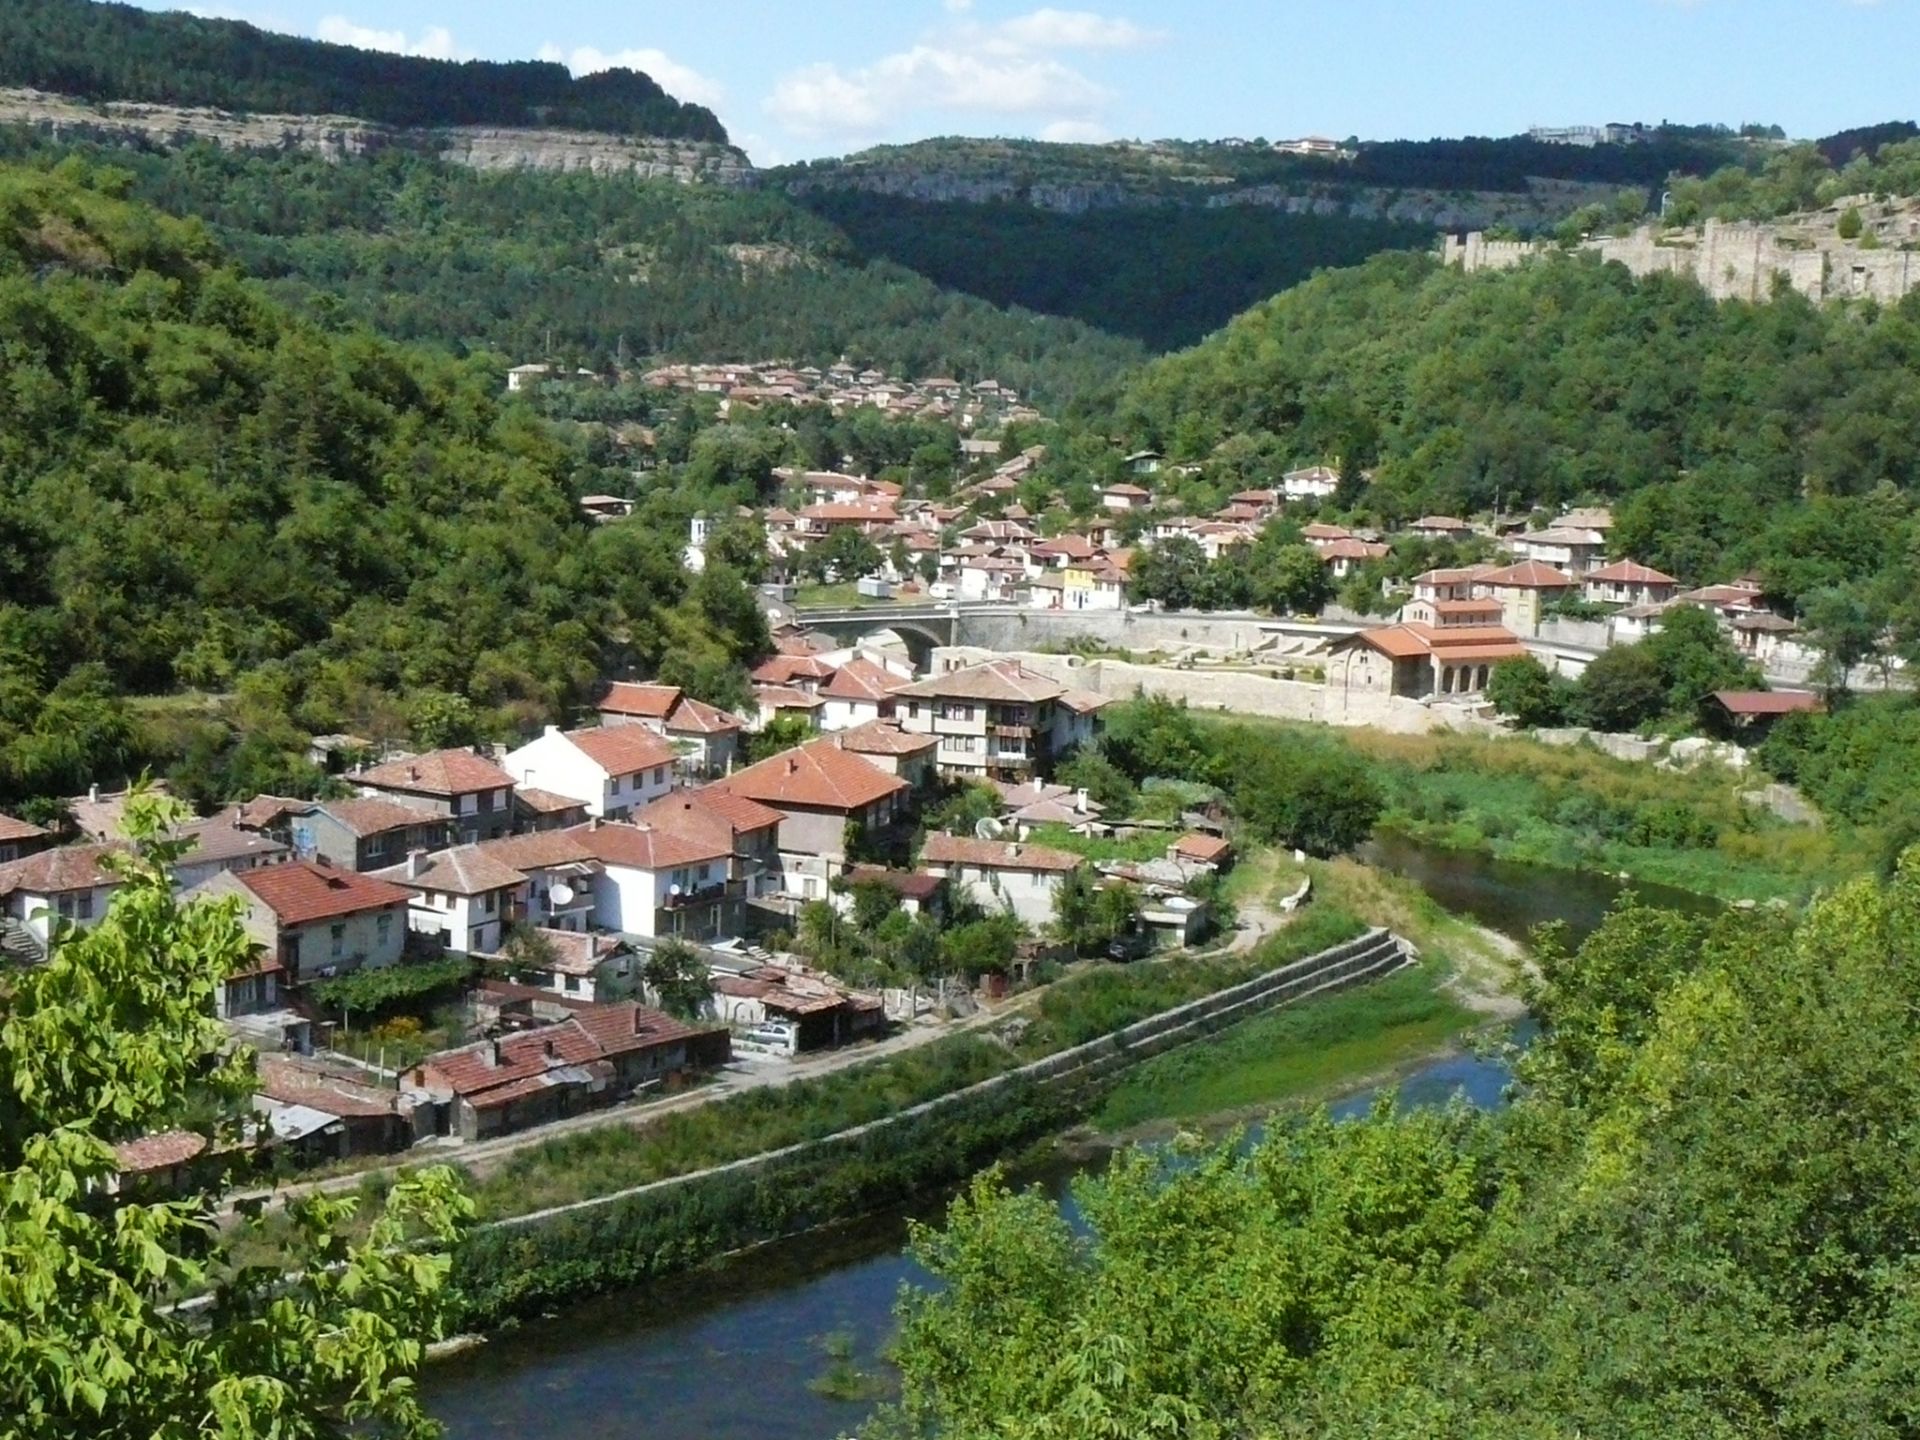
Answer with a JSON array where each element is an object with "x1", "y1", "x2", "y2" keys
[{"x1": 1444, "y1": 198, "x2": 1920, "y2": 305}]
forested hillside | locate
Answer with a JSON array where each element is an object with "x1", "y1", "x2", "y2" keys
[
  {"x1": 0, "y1": 0, "x2": 726, "y2": 140},
  {"x1": 800, "y1": 193, "x2": 1428, "y2": 349},
  {"x1": 0, "y1": 160, "x2": 768, "y2": 809},
  {"x1": 0, "y1": 134, "x2": 1144, "y2": 410},
  {"x1": 1117, "y1": 251, "x2": 1920, "y2": 607},
  {"x1": 889, "y1": 860, "x2": 1920, "y2": 1438}
]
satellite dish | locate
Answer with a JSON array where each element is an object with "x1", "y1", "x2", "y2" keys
[
  {"x1": 975, "y1": 817, "x2": 1007, "y2": 841},
  {"x1": 550, "y1": 882, "x2": 575, "y2": 907},
  {"x1": 669, "y1": 883, "x2": 682, "y2": 897}
]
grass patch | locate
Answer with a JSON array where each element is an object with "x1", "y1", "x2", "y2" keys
[
  {"x1": 792, "y1": 582, "x2": 904, "y2": 608},
  {"x1": 1094, "y1": 960, "x2": 1479, "y2": 1131},
  {"x1": 1027, "y1": 823, "x2": 1174, "y2": 864}
]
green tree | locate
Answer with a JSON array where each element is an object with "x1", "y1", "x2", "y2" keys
[
  {"x1": 1838, "y1": 205, "x2": 1864, "y2": 240},
  {"x1": 642, "y1": 937, "x2": 711, "y2": 1020},
  {"x1": 1250, "y1": 542, "x2": 1332, "y2": 615},
  {"x1": 1221, "y1": 731, "x2": 1382, "y2": 856},
  {"x1": 0, "y1": 792, "x2": 470, "y2": 1436},
  {"x1": 1573, "y1": 642, "x2": 1668, "y2": 732},
  {"x1": 1486, "y1": 655, "x2": 1569, "y2": 728},
  {"x1": 1801, "y1": 584, "x2": 1881, "y2": 699},
  {"x1": 1130, "y1": 536, "x2": 1209, "y2": 611},
  {"x1": 747, "y1": 714, "x2": 815, "y2": 763}
]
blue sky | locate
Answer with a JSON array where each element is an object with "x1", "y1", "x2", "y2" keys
[{"x1": 140, "y1": 1, "x2": 1920, "y2": 166}]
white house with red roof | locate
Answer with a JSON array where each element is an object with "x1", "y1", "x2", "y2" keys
[
  {"x1": 921, "y1": 834, "x2": 1081, "y2": 927},
  {"x1": 502, "y1": 725, "x2": 679, "y2": 821},
  {"x1": 0, "y1": 843, "x2": 125, "y2": 951},
  {"x1": 1470, "y1": 561, "x2": 1578, "y2": 632},
  {"x1": 818, "y1": 656, "x2": 911, "y2": 732},
  {"x1": 371, "y1": 845, "x2": 530, "y2": 956},
  {"x1": 595, "y1": 683, "x2": 746, "y2": 777},
  {"x1": 708, "y1": 740, "x2": 909, "y2": 902}
]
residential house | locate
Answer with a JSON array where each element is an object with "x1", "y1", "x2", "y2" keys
[
  {"x1": 255, "y1": 1055, "x2": 423, "y2": 1157},
  {"x1": 349, "y1": 749, "x2": 517, "y2": 844},
  {"x1": 1408, "y1": 516, "x2": 1473, "y2": 540},
  {"x1": 1228, "y1": 489, "x2": 1281, "y2": 519},
  {"x1": 1400, "y1": 596, "x2": 1506, "y2": 629},
  {"x1": 513, "y1": 787, "x2": 592, "y2": 832},
  {"x1": 708, "y1": 740, "x2": 910, "y2": 903},
  {"x1": 472, "y1": 830, "x2": 604, "y2": 933},
  {"x1": 502, "y1": 725, "x2": 679, "y2": 821},
  {"x1": 896, "y1": 661, "x2": 1099, "y2": 783},
  {"x1": 709, "y1": 965, "x2": 884, "y2": 1055},
  {"x1": 1301, "y1": 522, "x2": 1354, "y2": 549},
  {"x1": 1030, "y1": 533, "x2": 1099, "y2": 569},
  {"x1": 633, "y1": 788, "x2": 786, "y2": 904},
  {"x1": 568, "y1": 817, "x2": 739, "y2": 941},
  {"x1": 1584, "y1": 560, "x2": 1680, "y2": 608},
  {"x1": 1504, "y1": 527, "x2": 1607, "y2": 575},
  {"x1": 406, "y1": 1003, "x2": 727, "y2": 1141},
  {"x1": 956, "y1": 551, "x2": 1025, "y2": 602},
  {"x1": 1710, "y1": 690, "x2": 1823, "y2": 736},
  {"x1": 1326, "y1": 623, "x2": 1531, "y2": 700},
  {"x1": 920, "y1": 834, "x2": 1081, "y2": 927},
  {"x1": 196, "y1": 861, "x2": 414, "y2": 988},
  {"x1": 169, "y1": 819, "x2": 290, "y2": 891},
  {"x1": 1061, "y1": 557, "x2": 1127, "y2": 611},
  {"x1": 0, "y1": 844, "x2": 124, "y2": 952},
  {"x1": 1729, "y1": 611, "x2": 1801, "y2": 666},
  {"x1": 0, "y1": 814, "x2": 52, "y2": 865},
  {"x1": 370, "y1": 847, "x2": 527, "y2": 957},
  {"x1": 818, "y1": 657, "x2": 910, "y2": 732},
  {"x1": 1124, "y1": 449, "x2": 1163, "y2": 475},
  {"x1": 1170, "y1": 833, "x2": 1235, "y2": 871},
  {"x1": 1411, "y1": 565, "x2": 1494, "y2": 602},
  {"x1": 840, "y1": 866, "x2": 945, "y2": 918},
  {"x1": 1282, "y1": 464, "x2": 1341, "y2": 501},
  {"x1": 495, "y1": 928, "x2": 640, "y2": 1003},
  {"x1": 751, "y1": 684, "x2": 827, "y2": 733},
  {"x1": 1318, "y1": 537, "x2": 1391, "y2": 579},
  {"x1": 830, "y1": 720, "x2": 940, "y2": 790},
  {"x1": 286, "y1": 798, "x2": 454, "y2": 872},
  {"x1": 1100, "y1": 482, "x2": 1152, "y2": 512},
  {"x1": 1471, "y1": 561, "x2": 1577, "y2": 632},
  {"x1": 596, "y1": 682, "x2": 747, "y2": 777}
]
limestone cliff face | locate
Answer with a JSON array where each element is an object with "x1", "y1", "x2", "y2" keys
[
  {"x1": 0, "y1": 88, "x2": 757, "y2": 185},
  {"x1": 783, "y1": 165, "x2": 1617, "y2": 231}
]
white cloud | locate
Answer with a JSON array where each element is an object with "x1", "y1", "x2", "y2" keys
[
  {"x1": 767, "y1": 46, "x2": 1111, "y2": 140},
  {"x1": 943, "y1": 0, "x2": 975, "y2": 11},
  {"x1": 994, "y1": 8, "x2": 1164, "y2": 50},
  {"x1": 536, "y1": 43, "x2": 727, "y2": 109},
  {"x1": 315, "y1": 15, "x2": 462, "y2": 59},
  {"x1": 764, "y1": 9, "x2": 1159, "y2": 144},
  {"x1": 1040, "y1": 118, "x2": 1111, "y2": 144}
]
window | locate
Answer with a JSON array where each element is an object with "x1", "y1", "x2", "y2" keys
[
  {"x1": 941, "y1": 703, "x2": 975, "y2": 722},
  {"x1": 484, "y1": 892, "x2": 497, "y2": 915},
  {"x1": 377, "y1": 913, "x2": 393, "y2": 944},
  {"x1": 653, "y1": 767, "x2": 665, "y2": 785},
  {"x1": 330, "y1": 924, "x2": 346, "y2": 958},
  {"x1": 564, "y1": 974, "x2": 582, "y2": 993}
]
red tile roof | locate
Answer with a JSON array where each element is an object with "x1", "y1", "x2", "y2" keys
[
  {"x1": 567, "y1": 820, "x2": 731, "y2": 871},
  {"x1": 922, "y1": 834, "x2": 1082, "y2": 874},
  {"x1": 1173, "y1": 833, "x2": 1234, "y2": 863},
  {"x1": 1586, "y1": 559, "x2": 1678, "y2": 585},
  {"x1": 0, "y1": 813, "x2": 49, "y2": 845},
  {"x1": 711, "y1": 739, "x2": 907, "y2": 814},
  {"x1": 751, "y1": 654, "x2": 836, "y2": 685},
  {"x1": 514, "y1": 786, "x2": 591, "y2": 816},
  {"x1": 820, "y1": 657, "x2": 910, "y2": 703},
  {"x1": 0, "y1": 843, "x2": 124, "y2": 897},
  {"x1": 834, "y1": 719, "x2": 939, "y2": 757},
  {"x1": 597, "y1": 682, "x2": 681, "y2": 719},
  {"x1": 353, "y1": 749, "x2": 513, "y2": 797},
  {"x1": 418, "y1": 1004, "x2": 711, "y2": 1102},
  {"x1": 318, "y1": 797, "x2": 447, "y2": 838},
  {"x1": 113, "y1": 1130, "x2": 207, "y2": 1174},
  {"x1": 666, "y1": 696, "x2": 746, "y2": 735},
  {"x1": 896, "y1": 660, "x2": 1065, "y2": 704},
  {"x1": 235, "y1": 861, "x2": 416, "y2": 926},
  {"x1": 372, "y1": 845, "x2": 527, "y2": 897},
  {"x1": 1475, "y1": 561, "x2": 1576, "y2": 589},
  {"x1": 551, "y1": 726, "x2": 677, "y2": 777},
  {"x1": 1712, "y1": 690, "x2": 1824, "y2": 717}
]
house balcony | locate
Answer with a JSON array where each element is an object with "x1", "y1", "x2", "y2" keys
[{"x1": 663, "y1": 879, "x2": 743, "y2": 911}]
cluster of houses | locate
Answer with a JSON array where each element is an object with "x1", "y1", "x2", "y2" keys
[
  {"x1": 1, "y1": 635, "x2": 1248, "y2": 1173},
  {"x1": 635, "y1": 361, "x2": 1041, "y2": 429}
]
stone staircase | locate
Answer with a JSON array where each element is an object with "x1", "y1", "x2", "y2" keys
[{"x1": 0, "y1": 917, "x2": 46, "y2": 965}]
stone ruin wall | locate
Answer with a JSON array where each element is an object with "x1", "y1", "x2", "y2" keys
[{"x1": 1445, "y1": 217, "x2": 1920, "y2": 306}]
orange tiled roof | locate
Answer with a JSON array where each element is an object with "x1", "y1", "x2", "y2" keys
[
  {"x1": 711, "y1": 739, "x2": 906, "y2": 814},
  {"x1": 353, "y1": 749, "x2": 513, "y2": 797},
  {"x1": 236, "y1": 861, "x2": 416, "y2": 925}
]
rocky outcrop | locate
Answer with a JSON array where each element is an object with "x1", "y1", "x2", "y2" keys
[
  {"x1": 0, "y1": 88, "x2": 757, "y2": 186},
  {"x1": 784, "y1": 163, "x2": 1616, "y2": 231}
]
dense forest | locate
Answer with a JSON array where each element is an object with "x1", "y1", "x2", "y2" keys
[
  {"x1": 1116, "y1": 250, "x2": 1920, "y2": 610},
  {"x1": 1665, "y1": 133, "x2": 1920, "y2": 224},
  {"x1": 0, "y1": 133, "x2": 1145, "y2": 410},
  {"x1": 779, "y1": 126, "x2": 1766, "y2": 203},
  {"x1": 799, "y1": 193, "x2": 1429, "y2": 349},
  {"x1": 0, "y1": 160, "x2": 770, "y2": 811},
  {"x1": 0, "y1": 0, "x2": 727, "y2": 141},
  {"x1": 885, "y1": 858, "x2": 1920, "y2": 1438}
]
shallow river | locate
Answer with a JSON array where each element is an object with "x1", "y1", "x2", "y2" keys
[{"x1": 425, "y1": 839, "x2": 1701, "y2": 1439}]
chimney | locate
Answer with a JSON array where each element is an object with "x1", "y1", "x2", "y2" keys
[
  {"x1": 406, "y1": 849, "x2": 426, "y2": 879},
  {"x1": 1076, "y1": 788, "x2": 1090, "y2": 813},
  {"x1": 544, "y1": 724, "x2": 560, "y2": 737},
  {"x1": 88, "y1": 783, "x2": 99, "y2": 803},
  {"x1": 407, "y1": 765, "x2": 420, "y2": 782},
  {"x1": 1031, "y1": 776, "x2": 1043, "y2": 794},
  {"x1": 487, "y1": 1038, "x2": 504, "y2": 1068},
  {"x1": 542, "y1": 1037, "x2": 557, "y2": 1059},
  {"x1": 589, "y1": 816, "x2": 602, "y2": 831}
]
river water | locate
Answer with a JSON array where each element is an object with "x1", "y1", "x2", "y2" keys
[{"x1": 424, "y1": 840, "x2": 1703, "y2": 1440}]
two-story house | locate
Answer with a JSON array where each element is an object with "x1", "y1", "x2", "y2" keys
[
  {"x1": 567, "y1": 818, "x2": 737, "y2": 941},
  {"x1": 469, "y1": 829, "x2": 603, "y2": 933},
  {"x1": 818, "y1": 657, "x2": 910, "y2": 733},
  {"x1": 371, "y1": 847, "x2": 529, "y2": 956},
  {"x1": 633, "y1": 789, "x2": 786, "y2": 905},
  {"x1": 349, "y1": 749, "x2": 516, "y2": 844},
  {"x1": 503, "y1": 725, "x2": 679, "y2": 821},
  {"x1": 707, "y1": 740, "x2": 909, "y2": 902},
  {"x1": 1471, "y1": 561, "x2": 1577, "y2": 633},
  {"x1": 1583, "y1": 559, "x2": 1680, "y2": 608},
  {"x1": 830, "y1": 719, "x2": 940, "y2": 790},
  {"x1": 895, "y1": 661, "x2": 1109, "y2": 783},
  {"x1": 286, "y1": 799, "x2": 454, "y2": 872},
  {"x1": 196, "y1": 861, "x2": 415, "y2": 988},
  {"x1": 596, "y1": 683, "x2": 746, "y2": 777}
]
